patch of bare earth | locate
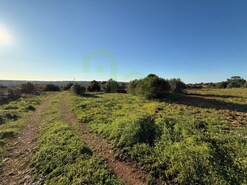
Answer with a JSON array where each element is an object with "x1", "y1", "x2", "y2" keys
[
  {"x1": 59, "y1": 93, "x2": 151, "y2": 185},
  {"x1": 0, "y1": 97, "x2": 52, "y2": 185}
]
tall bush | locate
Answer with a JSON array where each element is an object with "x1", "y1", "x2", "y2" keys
[{"x1": 71, "y1": 84, "x2": 86, "y2": 95}]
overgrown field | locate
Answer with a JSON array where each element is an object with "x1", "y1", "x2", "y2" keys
[
  {"x1": 70, "y1": 88, "x2": 247, "y2": 184},
  {"x1": 0, "y1": 95, "x2": 45, "y2": 171},
  {"x1": 31, "y1": 95, "x2": 123, "y2": 185}
]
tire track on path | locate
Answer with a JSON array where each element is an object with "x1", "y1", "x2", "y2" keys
[{"x1": 59, "y1": 92, "x2": 147, "y2": 185}]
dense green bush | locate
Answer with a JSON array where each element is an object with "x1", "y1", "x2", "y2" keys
[
  {"x1": 215, "y1": 81, "x2": 228, "y2": 88},
  {"x1": 169, "y1": 78, "x2": 187, "y2": 93},
  {"x1": 102, "y1": 79, "x2": 119, "y2": 93},
  {"x1": 105, "y1": 115, "x2": 161, "y2": 147},
  {"x1": 44, "y1": 84, "x2": 60, "y2": 91},
  {"x1": 71, "y1": 84, "x2": 86, "y2": 95},
  {"x1": 87, "y1": 80, "x2": 101, "y2": 92},
  {"x1": 129, "y1": 74, "x2": 170, "y2": 99}
]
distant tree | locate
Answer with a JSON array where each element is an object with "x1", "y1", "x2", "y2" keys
[
  {"x1": 63, "y1": 83, "x2": 74, "y2": 90},
  {"x1": 242, "y1": 81, "x2": 247, "y2": 88},
  {"x1": 226, "y1": 76, "x2": 245, "y2": 88},
  {"x1": 20, "y1": 82, "x2": 35, "y2": 94},
  {"x1": 71, "y1": 84, "x2": 86, "y2": 95},
  {"x1": 102, "y1": 79, "x2": 119, "y2": 93},
  {"x1": 215, "y1": 81, "x2": 227, "y2": 89},
  {"x1": 117, "y1": 83, "x2": 127, "y2": 93},
  {"x1": 87, "y1": 80, "x2": 101, "y2": 92},
  {"x1": 44, "y1": 84, "x2": 60, "y2": 91},
  {"x1": 169, "y1": 78, "x2": 187, "y2": 93},
  {"x1": 128, "y1": 79, "x2": 139, "y2": 95},
  {"x1": 227, "y1": 81, "x2": 241, "y2": 88}
]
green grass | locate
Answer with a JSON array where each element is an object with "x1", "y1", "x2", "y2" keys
[
  {"x1": 70, "y1": 90, "x2": 247, "y2": 184},
  {"x1": 0, "y1": 94, "x2": 45, "y2": 171},
  {"x1": 187, "y1": 88, "x2": 247, "y2": 105},
  {"x1": 31, "y1": 96, "x2": 123, "y2": 185}
]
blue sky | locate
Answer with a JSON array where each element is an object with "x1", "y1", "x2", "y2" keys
[{"x1": 0, "y1": 0, "x2": 246, "y2": 83}]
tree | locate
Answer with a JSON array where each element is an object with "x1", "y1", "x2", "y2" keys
[
  {"x1": 169, "y1": 78, "x2": 187, "y2": 93},
  {"x1": 242, "y1": 81, "x2": 247, "y2": 88},
  {"x1": 128, "y1": 79, "x2": 139, "y2": 95},
  {"x1": 102, "y1": 79, "x2": 119, "y2": 93},
  {"x1": 87, "y1": 80, "x2": 101, "y2": 92},
  {"x1": 215, "y1": 81, "x2": 227, "y2": 89}
]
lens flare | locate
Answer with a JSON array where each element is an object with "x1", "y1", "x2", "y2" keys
[{"x1": 0, "y1": 26, "x2": 13, "y2": 46}]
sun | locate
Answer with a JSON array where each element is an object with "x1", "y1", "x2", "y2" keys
[{"x1": 0, "y1": 26, "x2": 13, "y2": 46}]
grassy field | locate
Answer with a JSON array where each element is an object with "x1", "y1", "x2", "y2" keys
[
  {"x1": 70, "y1": 88, "x2": 247, "y2": 184},
  {"x1": 31, "y1": 95, "x2": 123, "y2": 185}
]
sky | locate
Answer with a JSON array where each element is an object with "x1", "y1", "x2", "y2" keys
[{"x1": 0, "y1": 0, "x2": 246, "y2": 83}]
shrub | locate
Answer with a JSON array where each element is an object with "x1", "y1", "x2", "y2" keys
[
  {"x1": 118, "y1": 115, "x2": 160, "y2": 147},
  {"x1": 44, "y1": 84, "x2": 60, "y2": 91},
  {"x1": 242, "y1": 81, "x2": 247, "y2": 88},
  {"x1": 127, "y1": 79, "x2": 139, "y2": 95},
  {"x1": 7, "y1": 89, "x2": 20, "y2": 101},
  {"x1": 87, "y1": 80, "x2": 101, "y2": 92},
  {"x1": 100, "y1": 115, "x2": 161, "y2": 147},
  {"x1": 134, "y1": 74, "x2": 170, "y2": 99},
  {"x1": 20, "y1": 82, "x2": 35, "y2": 94},
  {"x1": 169, "y1": 78, "x2": 187, "y2": 93},
  {"x1": 63, "y1": 83, "x2": 73, "y2": 91},
  {"x1": 215, "y1": 81, "x2": 227, "y2": 88},
  {"x1": 102, "y1": 79, "x2": 119, "y2": 93},
  {"x1": 0, "y1": 115, "x2": 4, "y2": 125},
  {"x1": 71, "y1": 84, "x2": 86, "y2": 95},
  {"x1": 227, "y1": 81, "x2": 241, "y2": 88}
]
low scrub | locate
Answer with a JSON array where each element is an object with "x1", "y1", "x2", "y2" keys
[
  {"x1": 70, "y1": 92, "x2": 247, "y2": 184},
  {"x1": 31, "y1": 120, "x2": 122, "y2": 184}
]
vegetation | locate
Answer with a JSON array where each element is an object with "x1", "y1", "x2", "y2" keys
[
  {"x1": 63, "y1": 83, "x2": 74, "y2": 90},
  {"x1": 0, "y1": 95, "x2": 44, "y2": 171},
  {"x1": 128, "y1": 74, "x2": 170, "y2": 99},
  {"x1": 31, "y1": 97, "x2": 123, "y2": 185},
  {"x1": 70, "y1": 89, "x2": 247, "y2": 184},
  {"x1": 169, "y1": 78, "x2": 187, "y2": 93},
  {"x1": 20, "y1": 82, "x2": 36, "y2": 94},
  {"x1": 188, "y1": 76, "x2": 246, "y2": 89},
  {"x1": 44, "y1": 84, "x2": 60, "y2": 92},
  {"x1": 71, "y1": 84, "x2": 86, "y2": 95}
]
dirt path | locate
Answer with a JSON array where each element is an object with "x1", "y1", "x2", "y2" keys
[
  {"x1": 0, "y1": 96, "x2": 53, "y2": 185},
  {"x1": 59, "y1": 93, "x2": 148, "y2": 185}
]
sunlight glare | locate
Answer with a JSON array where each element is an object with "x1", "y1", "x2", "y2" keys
[{"x1": 0, "y1": 25, "x2": 14, "y2": 46}]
